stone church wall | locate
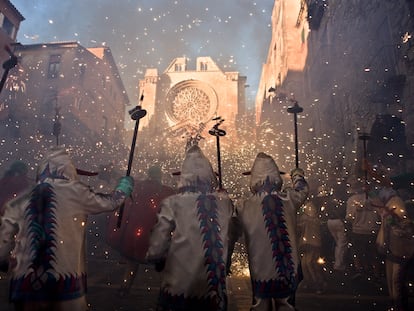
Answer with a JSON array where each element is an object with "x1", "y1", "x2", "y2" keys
[{"x1": 258, "y1": 0, "x2": 414, "y2": 184}]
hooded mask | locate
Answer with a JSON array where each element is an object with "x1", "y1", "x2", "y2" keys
[
  {"x1": 249, "y1": 152, "x2": 282, "y2": 194},
  {"x1": 37, "y1": 146, "x2": 79, "y2": 182},
  {"x1": 178, "y1": 145, "x2": 217, "y2": 192}
]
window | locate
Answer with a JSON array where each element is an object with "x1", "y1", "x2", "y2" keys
[
  {"x1": 48, "y1": 54, "x2": 61, "y2": 78},
  {"x1": 200, "y1": 62, "x2": 208, "y2": 71},
  {"x1": 79, "y1": 63, "x2": 86, "y2": 77},
  {"x1": 0, "y1": 13, "x2": 16, "y2": 39},
  {"x1": 174, "y1": 63, "x2": 182, "y2": 71}
]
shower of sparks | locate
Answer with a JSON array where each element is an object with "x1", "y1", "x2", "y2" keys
[{"x1": 1, "y1": 3, "x2": 411, "y2": 307}]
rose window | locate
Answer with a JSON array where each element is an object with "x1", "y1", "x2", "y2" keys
[
  {"x1": 171, "y1": 87, "x2": 210, "y2": 123},
  {"x1": 166, "y1": 80, "x2": 218, "y2": 125}
]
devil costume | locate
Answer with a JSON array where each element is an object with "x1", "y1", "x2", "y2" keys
[
  {"x1": 236, "y1": 152, "x2": 308, "y2": 311},
  {"x1": 0, "y1": 146, "x2": 133, "y2": 310},
  {"x1": 146, "y1": 145, "x2": 234, "y2": 311}
]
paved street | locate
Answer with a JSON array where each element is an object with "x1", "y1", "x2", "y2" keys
[
  {"x1": 1, "y1": 233, "x2": 413, "y2": 311},
  {"x1": 1, "y1": 255, "x2": 413, "y2": 311}
]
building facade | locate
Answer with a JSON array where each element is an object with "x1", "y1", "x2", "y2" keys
[
  {"x1": 0, "y1": 41, "x2": 130, "y2": 171},
  {"x1": 256, "y1": 0, "x2": 414, "y2": 183},
  {"x1": 0, "y1": 0, "x2": 23, "y2": 67},
  {"x1": 137, "y1": 56, "x2": 247, "y2": 151}
]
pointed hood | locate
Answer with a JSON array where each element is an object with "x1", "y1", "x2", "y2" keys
[
  {"x1": 178, "y1": 145, "x2": 217, "y2": 192},
  {"x1": 37, "y1": 146, "x2": 78, "y2": 182},
  {"x1": 249, "y1": 152, "x2": 283, "y2": 194}
]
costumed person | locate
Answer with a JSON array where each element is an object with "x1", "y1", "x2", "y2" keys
[
  {"x1": 145, "y1": 145, "x2": 234, "y2": 311},
  {"x1": 0, "y1": 146, "x2": 134, "y2": 311},
  {"x1": 326, "y1": 182, "x2": 348, "y2": 274},
  {"x1": 297, "y1": 196, "x2": 326, "y2": 294},
  {"x1": 0, "y1": 161, "x2": 33, "y2": 215},
  {"x1": 371, "y1": 185, "x2": 414, "y2": 311},
  {"x1": 234, "y1": 152, "x2": 309, "y2": 311},
  {"x1": 366, "y1": 164, "x2": 414, "y2": 311},
  {"x1": 106, "y1": 165, "x2": 175, "y2": 296},
  {"x1": 345, "y1": 177, "x2": 381, "y2": 279}
]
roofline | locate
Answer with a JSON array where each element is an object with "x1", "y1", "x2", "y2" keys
[
  {"x1": 96, "y1": 46, "x2": 130, "y2": 104},
  {"x1": 13, "y1": 41, "x2": 130, "y2": 105},
  {"x1": 12, "y1": 41, "x2": 79, "y2": 51},
  {"x1": 5, "y1": 0, "x2": 25, "y2": 21}
]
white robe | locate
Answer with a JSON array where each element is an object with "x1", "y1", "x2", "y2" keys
[
  {"x1": 236, "y1": 152, "x2": 308, "y2": 300},
  {"x1": 146, "y1": 145, "x2": 234, "y2": 311},
  {"x1": 0, "y1": 147, "x2": 127, "y2": 310}
]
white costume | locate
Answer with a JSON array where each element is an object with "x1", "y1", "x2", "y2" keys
[
  {"x1": 0, "y1": 147, "x2": 129, "y2": 310},
  {"x1": 146, "y1": 145, "x2": 233, "y2": 311},
  {"x1": 236, "y1": 153, "x2": 308, "y2": 311},
  {"x1": 326, "y1": 218, "x2": 347, "y2": 271},
  {"x1": 373, "y1": 187, "x2": 414, "y2": 311}
]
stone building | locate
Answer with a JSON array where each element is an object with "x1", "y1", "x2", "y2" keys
[
  {"x1": 0, "y1": 0, "x2": 23, "y2": 69},
  {"x1": 256, "y1": 0, "x2": 414, "y2": 184},
  {"x1": 0, "y1": 41, "x2": 130, "y2": 172},
  {"x1": 137, "y1": 56, "x2": 248, "y2": 154}
]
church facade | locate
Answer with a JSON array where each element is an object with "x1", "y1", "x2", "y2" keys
[{"x1": 137, "y1": 56, "x2": 247, "y2": 148}]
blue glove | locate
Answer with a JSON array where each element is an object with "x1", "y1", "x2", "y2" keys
[{"x1": 116, "y1": 176, "x2": 134, "y2": 197}]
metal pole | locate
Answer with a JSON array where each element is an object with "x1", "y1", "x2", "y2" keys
[
  {"x1": 126, "y1": 119, "x2": 139, "y2": 177},
  {"x1": 209, "y1": 117, "x2": 226, "y2": 190},
  {"x1": 53, "y1": 103, "x2": 61, "y2": 146},
  {"x1": 287, "y1": 99, "x2": 303, "y2": 168},
  {"x1": 293, "y1": 112, "x2": 299, "y2": 168},
  {"x1": 117, "y1": 95, "x2": 146, "y2": 228},
  {"x1": 216, "y1": 135, "x2": 222, "y2": 189},
  {"x1": 358, "y1": 132, "x2": 371, "y2": 198}
]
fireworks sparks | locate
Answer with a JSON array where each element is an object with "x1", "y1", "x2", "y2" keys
[
  {"x1": 12, "y1": 0, "x2": 274, "y2": 106},
  {"x1": 0, "y1": 3, "x2": 412, "y2": 307}
]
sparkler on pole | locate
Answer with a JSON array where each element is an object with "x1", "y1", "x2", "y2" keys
[
  {"x1": 209, "y1": 116, "x2": 226, "y2": 190},
  {"x1": 117, "y1": 93, "x2": 146, "y2": 228},
  {"x1": 287, "y1": 99, "x2": 303, "y2": 168}
]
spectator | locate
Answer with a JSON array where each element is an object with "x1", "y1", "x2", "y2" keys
[
  {"x1": 297, "y1": 197, "x2": 326, "y2": 294},
  {"x1": 0, "y1": 161, "x2": 33, "y2": 215},
  {"x1": 346, "y1": 177, "x2": 381, "y2": 279},
  {"x1": 326, "y1": 182, "x2": 348, "y2": 274},
  {"x1": 0, "y1": 146, "x2": 133, "y2": 311},
  {"x1": 145, "y1": 145, "x2": 234, "y2": 311},
  {"x1": 371, "y1": 185, "x2": 414, "y2": 311}
]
